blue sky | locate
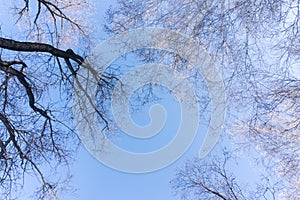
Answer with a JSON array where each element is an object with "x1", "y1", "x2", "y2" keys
[
  {"x1": 64, "y1": 1, "x2": 299, "y2": 197},
  {"x1": 67, "y1": 2, "x2": 207, "y2": 196},
  {"x1": 0, "y1": 1, "x2": 271, "y2": 199}
]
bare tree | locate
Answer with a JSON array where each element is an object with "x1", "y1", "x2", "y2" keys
[
  {"x1": 106, "y1": 0, "x2": 300, "y2": 198},
  {"x1": 0, "y1": 1, "x2": 103, "y2": 199},
  {"x1": 231, "y1": 82, "x2": 300, "y2": 199},
  {"x1": 1, "y1": 0, "x2": 299, "y2": 198},
  {"x1": 171, "y1": 150, "x2": 282, "y2": 200}
]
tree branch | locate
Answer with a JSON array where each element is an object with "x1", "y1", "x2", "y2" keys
[
  {"x1": 0, "y1": 37, "x2": 84, "y2": 64},
  {"x1": 0, "y1": 60, "x2": 50, "y2": 119}
]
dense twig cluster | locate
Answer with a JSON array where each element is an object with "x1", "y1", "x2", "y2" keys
[
  {"x1": 106, "y1": 0, "x2": 300, "y2": 199},
  {"x1": 0, "y1": 1, "x2": 92, "y2": 199}
]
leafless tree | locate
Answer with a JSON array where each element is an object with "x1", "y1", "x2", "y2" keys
[
  {"x1": 1, "y1": 0, "x2": 299, "y2": 199},
  {"x1": 0, "y1": 1, "x2": 109, "y2": 199},
  {"x1": 171, "y1": 150, "x2": 282, "y2": 200},
  {"x1": 106, "y1": 0, "x2": 300, "y2": 198},
  {"x1": 231, "y1": 82, "x2": 300, "y2": 199}
]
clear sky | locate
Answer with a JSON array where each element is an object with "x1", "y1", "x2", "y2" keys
[
  {"x1": 0, "y1": 1, "x2": 268, "y2": 200},
  {"x1": 65, "y1": 3, "x2": 194, "y2": 200},
  {"x1": 62, "y1": 1, "x2": 269, "y2": 198},
  {"x1": 66, "y1": 2, "x2": 198, "y2": 199}
]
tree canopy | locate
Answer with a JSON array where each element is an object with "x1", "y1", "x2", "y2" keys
[
  {"x1": 0, "y1": 0, "x2": 299, "y2": 199},
  {"x1": 0, "y1": 1, "x2": 93, "y2": 198},
  {"x1": 106, "y1": 0, "x2": 299, "y2": 199}
]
